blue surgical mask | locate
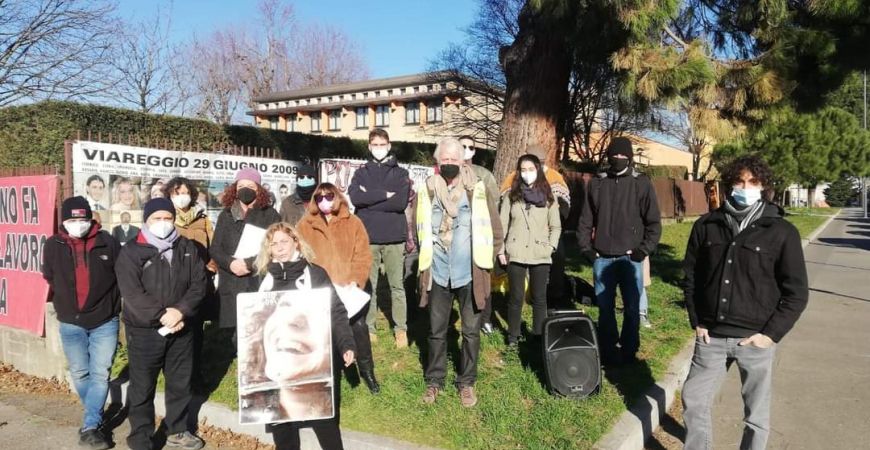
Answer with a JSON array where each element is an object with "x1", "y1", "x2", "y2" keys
[
  {"x1": 297, "y1": 177, "x2": 315, "y2": 188},
  {"x1": 731, "y1": 187, "x2": 762, "y2": 207}
]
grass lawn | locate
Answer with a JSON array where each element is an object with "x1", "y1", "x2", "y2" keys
[
  {"x1": 107, "y1": 209, "x2": 836, "y2": 449},
  {"x1": 784, "y1": 207, "x2": 840, "y2": 239}
]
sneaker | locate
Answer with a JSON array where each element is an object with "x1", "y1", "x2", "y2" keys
[
  {"x1": 79, "y1": 429, "x2": 110, "y2": 450},
  {"x1": 165, "y1": 431, "x2": 205, "y2": 450},
  {"x1": 369, "y1": 332, "x2": 378, "y2": 343},
  {"x1": 640, "y1": 313, "x2": 652, "y2": 329},
  {"x1": 395, "y1": 330, "x2": 408, "y2": 348},
  {"x1": 422, "y1": 385, "x2": 440, "y2": 404},
  {"x1": 481, "y1": 322, "x2": 494, "y2": 335},
  {"x1": 459, "y1": 386, "x2": 478, "y2": 408}
]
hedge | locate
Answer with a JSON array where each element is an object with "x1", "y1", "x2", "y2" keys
[{"x1": 0, "y1": 101, "x2": 497, "y2": 171}]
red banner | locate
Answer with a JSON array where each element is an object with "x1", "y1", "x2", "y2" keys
[{"x1": 0, "y1": 175, "x2": 58, "y2": 335}]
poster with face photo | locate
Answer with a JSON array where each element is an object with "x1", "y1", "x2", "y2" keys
[
  {"x1": 73, "y1": 172, "x2": 111, "y2": 212},
  {"x1": 236, "y1": 288, "x2": 334, "y2": 425}
]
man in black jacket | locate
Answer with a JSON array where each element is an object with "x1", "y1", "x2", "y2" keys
[
  {"x1": 111, "y1": 211, "x2": 140, "y2": 245},
  {"x1": 578, "y1": 137, "x2": 661, "y2": 365},
  {"x1": 681, "y1": 155, "x2": 808, "y2": 450},
  {"x1": 116, "y1": 198, "x2": 207, "y2": 450},
  {"x1": 43, "y1": 196, "x2": 120, "y2": 450},
  {"x1": 349, "y1": 128, "x2": 411, "y2": 348}
]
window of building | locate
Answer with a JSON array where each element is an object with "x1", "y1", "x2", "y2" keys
[
  {"x1": 426, "y1": 101, "x2": 443, "y2": 123},
  {"x1": 363, "y1": 92, "x2": 369, "y2": 99},
  {"x1": 310, "y1": 112, "x2": 322, "y2": 132},
  {"x1": 405, "y1": 102, "x2": 420, "y2": 124},
  {"x1": 427, "y1": 85, "x2": 433, "y2": 92},
  {"x1": 269, "y1": 116, "x2": 279, "y2": 130},
  {"x1": 328, "y1": 109, "x2": 341, "y2": 131},
  {"x1": 413, "y1": 86, "x2": 420, "y2": 93},
  {"x1": 440, "y1": 83, "x2": 448, "y2": 90},
  {"x1": 375, "y1": 105, "x2": 390, "y2": 127},
  {"x1": 355, "y1": 107, "x2": 368, "y2": 128},
  {"x1": 351, "y1": 93, "x2": 356, "y2": 100},
  {"x1": 400, "y1": 88, "x2": 407, "y2": 95},
  {"x1": 375, "y1": 90, "x2": 381, "y2": 97},
  {"x1": 387, "y1": 89, "x2": 393, "y2": 96},
  {"x1": 286, "y1": 113, "x2": 297, "y2": 132}
]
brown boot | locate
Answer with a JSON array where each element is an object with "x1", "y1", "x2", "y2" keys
[
  {"x1": 459, "y1": 386, "x2": 478, "y2": 408},
  {"x1": 395, "y1": 330, "x2": 408, "y2": 348}
]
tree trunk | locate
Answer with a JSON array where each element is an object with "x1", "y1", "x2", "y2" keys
[{"x1": 493, "y1": 6, "x2": 571, "y2": 182}]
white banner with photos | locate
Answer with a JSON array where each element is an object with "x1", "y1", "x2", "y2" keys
[
  {"x1": 318, "y1": 158, "x2": 434, "y2": 211},
  {"x1": 236, "y1": 288, "x2": 334, "y2": 425}
]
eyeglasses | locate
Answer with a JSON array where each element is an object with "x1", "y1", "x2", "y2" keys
[{"x1": 314, "y1": 193, "x2": 335, "y2": 202}]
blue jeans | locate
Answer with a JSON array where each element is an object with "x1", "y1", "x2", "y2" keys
[
  {"x1": 640, "y1": 288, "x2": 649, "y2": 314},
  {"x1": 593, "y1": 255, "x2": 643, "y2": 357},
  {"x1": 59, "y1": 317, "x2": 119, "y2": 430}
]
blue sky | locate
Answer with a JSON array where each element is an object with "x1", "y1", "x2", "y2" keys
[{"x1": 117, "y1": 0, "x2": 477, "y2": 79}]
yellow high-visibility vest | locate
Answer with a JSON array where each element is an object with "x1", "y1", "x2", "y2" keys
[{"x1": 416, "y1": 180, "x2": 493, "y2": 273}]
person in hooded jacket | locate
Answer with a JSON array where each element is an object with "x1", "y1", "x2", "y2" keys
[
  {"x1": 348, "y1": 128, "x2": 411, "y2": 348},
  {"x1": 211, "y1": 168, "x2": 282, "y2": 330},
  {"x1": 42, "y1": 196, "x2": 121, "y2": 450},
  {"x1": 296, "y1": 182, "x2": 380, "y2": 394},
  {"x1": 115, "y1": 198, "x2": 207, "y2": 450},
  {"x1": 280, "y1": 165, "x2": 317, "y2": 225},
  {"x1": 577, "y1": 136, "x2": 661, "y2": 366},
  {"x1": 498, "y1": 154, "x2": 561, "y2": 346},
  {"x1": 253, "y1": 222, "x2": 356, "y2": 450}
]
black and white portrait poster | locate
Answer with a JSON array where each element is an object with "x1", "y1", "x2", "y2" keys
[{"x1": 236, "y1": 288, "x2": 334, "y2": 425}]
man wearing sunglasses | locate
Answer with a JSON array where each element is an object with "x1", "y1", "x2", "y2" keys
[{"x1": 349, "y1": 128, "x2": 412, "y2": 348}]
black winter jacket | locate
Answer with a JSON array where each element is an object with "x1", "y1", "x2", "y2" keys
[
  {"x1": 211, "y1": 203, "x2": 282, "y2": 328},
  {"x1": 115, "y1": 234, "x2": 207, "y2": 329},
  {"x1": 578, "y1": 169, "x2": 662, "y2": 256},
  {"x1": 43, "y1": 230, "x2": 121, "y2": 329},
  {"x1": 682, "y1": 202, "x2": 808, "y2": 342},
  {"x1": 348, "y1": 155, "x2": 410, "y2": 244}
]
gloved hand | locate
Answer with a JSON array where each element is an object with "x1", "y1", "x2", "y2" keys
[
  {"x1": 629, "y1": 248, "x2": 646, "y2": 262},
  {"x1": 581, "y1": 249, "x2": 598, "y2": 264}
]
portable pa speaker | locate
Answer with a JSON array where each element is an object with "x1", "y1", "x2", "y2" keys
[{"x1": 542, "y1": 311, "x2": 600, "y2": 398}]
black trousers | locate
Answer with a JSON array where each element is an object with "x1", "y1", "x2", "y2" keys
[
  {"x1": 270, "y1": 419, "x2": 343, "y2": 450},
  {"x1": 506, "y1": 262, "x2": 550, "y2": 340},
  {"x1": 425, "y1": 282, "x2": 481, "y2": 388},
  {"x1": 125, "y1": 326, "x2": 194, "y2": 450},
  {"x1": 350, "y1": 307, "x2": 374, "y2": 374}
]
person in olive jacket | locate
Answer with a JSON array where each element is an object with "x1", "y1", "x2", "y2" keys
[
  {"x1": 116, "y1": 198, "x2": 207, "y2": 450},
  {"x1": 498, "y1": 154, "x2": 561, "y2": 346},
  {"x1": 43, "y1": 196, "x2": 120, "y2": 450},
  {"x1": 211, "y1": 168, "x2": 282, "y2": 329},
  {"x1": 681, "y1": 155, "x2": 808, "y2": 450}
]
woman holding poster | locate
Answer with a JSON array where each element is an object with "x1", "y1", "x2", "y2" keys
[
  {"x1": 211, "y1": 168, "x2": 281, "y2": 331},
  {"x1": 296, "y1": 183, "x2": 380, "y2": 394},
  {"x1": 251, "y1": 222, "x2": 356, "y2": 450}
]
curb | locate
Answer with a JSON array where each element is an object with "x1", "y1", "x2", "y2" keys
[{"x1": 593, "y1": 209, "x2": 840, "y2": 450}]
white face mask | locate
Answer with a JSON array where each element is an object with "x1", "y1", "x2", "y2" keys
[
  {"x1": 148, "y1": 220, "x2": 175, "y2": 239},
  {"x1": 171, "y1": 194, "x2": 191, "y2": 209},
  {"x1": 370, "y1": 146, "x2": 390, "y2": 161},
  {"x1": 64, "y1": 220, "x2": 90, "y2": 238},
  {"x1": 464, "y1": 147, "x2": 476, "y2": 160},
  {"x1": 521, "y1": 171, "x2": 538, "y2": 186},
  {"x1": 731, "y1": 187, "x2": 763, "y2": 207}
]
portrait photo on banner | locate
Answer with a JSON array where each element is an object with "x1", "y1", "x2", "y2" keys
[{"x1": 236, "y1": 288, "x2": 335, "y2": 425}]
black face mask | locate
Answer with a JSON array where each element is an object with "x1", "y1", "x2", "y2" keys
[
  {"x1": 608, "y1": 157, "x2": 630, "y2": 173},
  {"x1": 295, "y1": 184, "x2": 315, "y2": 202},
  {"x1": 439, "y1": 164, "x2": 460, "y2": 181},
  {"x1": 237, "y1": 187, "x2": 257, "y2": 205}
]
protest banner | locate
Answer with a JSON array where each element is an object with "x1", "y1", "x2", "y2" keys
[
  {"x1": 236, "y1": 288, "x2": 334, "y2": 425},
  {"x1": 318, "y1": 158, "x2": 434, "y2": 211},
  {"x1": 70, "y1": 141, "x2": 303, "y2": 232},
  {"x1": 0, "y1": 175, "x2": 58, "y2": 335}
]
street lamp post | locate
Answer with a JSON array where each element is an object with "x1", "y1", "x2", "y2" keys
[{"x1": 864, "y1": 71, "x2": 868, "y2": 218}]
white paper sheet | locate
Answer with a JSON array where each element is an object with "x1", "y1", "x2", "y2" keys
[
  {"x1": 232, "y1": 224, "x2": 267, "y2": 259},
  {"x1": 333, "y1": 284, "x2": 370, "y2": 318}
]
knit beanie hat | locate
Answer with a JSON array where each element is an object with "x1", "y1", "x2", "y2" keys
[
  {"x1": 143, "y1": 197, "x2": 175, "y2": 221},
  {"x1": 606, "y1": 137, "x2": 634, "y2": 159},
  {"x1": 297, "y1": 165, "x2": 316, "y2": 178},
  {"x1": 61, "y1": 196, "x2": 92, "y2": 221},
  {"x1": 235, "y1": 167, "x2": 262, "y2": 185}
]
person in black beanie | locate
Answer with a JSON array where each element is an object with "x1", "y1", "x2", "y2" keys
[
  {"x1": 281, "y1": 165, "x2": 317, "y2": 225},
  {"x1": 577, "y1": 136, "x2": 661, "y2": 366},
  {"x1": 43, "y1": 196, "x2": 120, "y2": 450},
  {"x1": 116, "y1": 198, "x2": 207, "y2": 450}
]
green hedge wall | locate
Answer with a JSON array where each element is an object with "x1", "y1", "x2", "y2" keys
[{"x1": 0, "y1": 101, "x2": 487, "y2": 170}]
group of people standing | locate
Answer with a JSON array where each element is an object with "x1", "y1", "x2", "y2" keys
[{"x1": 41, "y1": 124, "x2": 806, "y2": 450}]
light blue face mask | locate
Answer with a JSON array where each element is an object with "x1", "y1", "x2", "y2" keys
[
  {"x1": 297, "y1": 176, "x2": 315, "y2": 188},
  {"x1": 731, "y1": 187, "x2": 762, "y2": 207}
]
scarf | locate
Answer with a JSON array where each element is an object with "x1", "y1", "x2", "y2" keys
[
  {"x1": 426, "y1": 165, "x2": 477, "y2": 251},
  {"x1": 174, "y1": 204, "x2": 205, "y2": 228},
  {"x1": 267, "y1": 259, "x2": 308, "y2": 291},
  {"x1": 723, "y1": 198, "x2": 765, "y2": 236},
  {"x1": 141, "y1": 225, "x2": 180, "y2": 264},
  {"x1": 521, "y1": 185, "x2": 547, "y2": 208}
]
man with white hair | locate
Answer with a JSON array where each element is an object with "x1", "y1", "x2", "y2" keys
[{"x1": 415, "y1": 138, "x2": 503, "y2": 408}]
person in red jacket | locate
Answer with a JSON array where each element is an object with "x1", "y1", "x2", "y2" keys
[{"x1": 42, "y1": 196, "x2": 121, "y2": 450}]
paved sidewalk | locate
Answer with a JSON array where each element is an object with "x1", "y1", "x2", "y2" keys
[{"x1": 712, "y1": 208, "x2": 870, "y2": 449}]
